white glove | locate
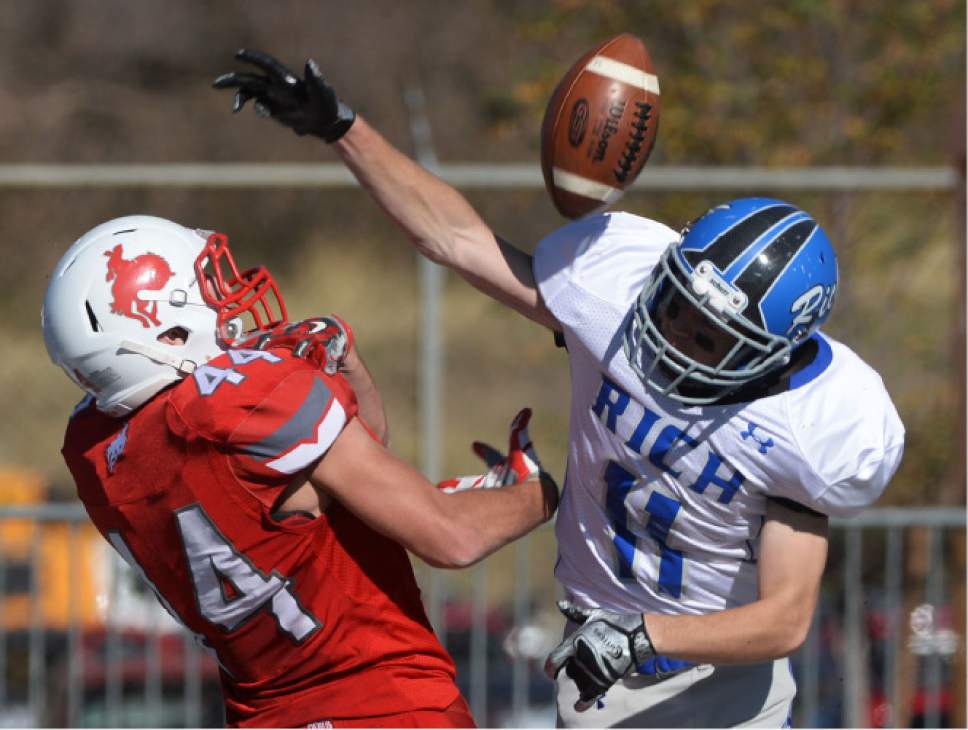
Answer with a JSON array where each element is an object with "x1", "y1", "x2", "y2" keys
[{"x1": 437, "y1": 408, "x2": 542, "y2": 492}]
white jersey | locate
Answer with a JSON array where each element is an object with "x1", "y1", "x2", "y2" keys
[{"x1": 534, "y1": 211, "x2": 905, "y2": 616}]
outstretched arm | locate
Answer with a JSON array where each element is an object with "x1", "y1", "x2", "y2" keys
[
  {"x1": 333, "y1": 119, "x2": 557, "y2": 328},
  {"x1": 215, "y1": 50, "x2": 559, "y2": 330},
  {"x1": 311, "y1": 412, "x2": 558, "y2": 568}
]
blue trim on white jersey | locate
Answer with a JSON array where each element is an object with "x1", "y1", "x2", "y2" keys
[{"x1": 789, "y1": 333, "x2": 833, "y2": 390}]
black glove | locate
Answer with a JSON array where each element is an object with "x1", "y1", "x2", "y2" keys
[
  {"x1": 544, "y1": 600, "x2": 655, "y2": 712},
  {"x1": 213, "y1": 49, "x2": 355, "y2": 142}
]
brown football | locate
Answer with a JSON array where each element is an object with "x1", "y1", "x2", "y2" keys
[{"x1": 540, "y1": 33, "x2": 661, "y2": 219}]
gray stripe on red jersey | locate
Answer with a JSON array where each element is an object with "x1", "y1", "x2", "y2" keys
[{"x1": 240, "y1": 377, "x2": 332, "y2": 462}]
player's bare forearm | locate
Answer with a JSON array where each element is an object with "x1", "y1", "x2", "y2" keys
[
  {"x1": 644, "y1": 501, "x2": 828, "y2": 664},
  {"x1": 312, "y1": 419, "x2": 557, "y2": 569},
  {"x1": 334, "y1": 118, "x2": 558, "y2": 328},
  {"x1": 334, "y1": 117, "x2": 481, "y2": 266},
  {"x1": 434, "y1": 472, "x2": 558, "y2": 567},
  {"x1": 340, "y1": 344, "x2": 388, "y2": 446},
  {"x1": 645, "y1": 594, "x2": 814, "y2": 664}
]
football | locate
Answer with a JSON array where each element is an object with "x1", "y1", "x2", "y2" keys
[{"x1": 540, "y1": 33, "x2": 661, "y2": 219}]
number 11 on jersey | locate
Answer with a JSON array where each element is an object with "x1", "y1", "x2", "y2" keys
[{"x1": 604, "y1": 460, "x2": 686, "y2": 598}]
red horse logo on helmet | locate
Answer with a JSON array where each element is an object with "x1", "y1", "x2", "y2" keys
[{"x1": 104, "y1": 244, "x2": 175, "y2": 328}]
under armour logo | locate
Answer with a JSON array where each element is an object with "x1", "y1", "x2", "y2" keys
[
  {"x1": 740, "y1": 422, "x2": 774, "y2": 454},
  {"x1": 106, "y1": 422, "x2": 129, "y2": 474}
]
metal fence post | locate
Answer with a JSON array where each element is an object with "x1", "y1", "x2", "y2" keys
[
  {"x1": 843, "y1": 526, "x2": 866, "y2": 727},
  {"x1": 146, "y1": 611, "x2": 163, "y2": 727},
  {"x1": 470, "y1": 565, "x2": 489, "y2": 723},
  {"x1": 106, "y1": 552, "x2": 123, "y2": 727},
  {"x1": 511, "y1": 535, "x2": 531, "y2": 721},
  {"x1": 923, "y1": 527, "x2": 946, "y2": 728},
  {"x1": 884, "y1": 526, "x2": 904, "y2": 728},
  {"x1": 183, "y1": 632, "x2": 201, "y2": 728},
  {"x1": 404, "y1": 85, "x2": 449, "y2": 645},
  {"x1": 67, "y1": 522, "x2": 82, "y2": 728},
  {"x1": 798, "y1": 610, "x2": 821, "y2": 726},
  {"x1": 27, "y1": 523, "x2": 45, "y2": 727}
]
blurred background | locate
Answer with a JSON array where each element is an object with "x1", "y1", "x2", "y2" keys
[{"x1": 0, "y1": 0, "x2": 964, "y2": 727}]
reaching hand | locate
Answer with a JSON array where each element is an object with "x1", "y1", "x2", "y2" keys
[
  {"x1": 437, "y1": 408, "x2": 543, "y2": 492},
  {"x1": 544, "y1": 600, "x2": 655, "y2": 712},
  {"x1": 213, "y1": 49, "x2": 355, "y2": 142},
  {"x1": 237, "y1": 316, "x2": 353, "y2": 375}
]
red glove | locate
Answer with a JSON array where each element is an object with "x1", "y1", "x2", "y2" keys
[
  {"x1": 437, "y1": 408, "x2": 543, "y2": 493},
  {"x1": 237, "y1": 315, "x2": 353, "y2": 375}
]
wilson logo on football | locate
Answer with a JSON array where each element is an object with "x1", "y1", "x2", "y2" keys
[
  {"x1": 568, "y1": 98, "x2": 589, "y2": 147},
  {"x1": 104, "y1": 244, "x2": 175, "y2": 328}
]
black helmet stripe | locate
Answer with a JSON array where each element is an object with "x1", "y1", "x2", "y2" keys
[
  {"x1": 733, "y1": 219, "x2": 819, "y2": 326},
  {"x1": 683, "y1": 204, "x2": 797, "y2": 269}
]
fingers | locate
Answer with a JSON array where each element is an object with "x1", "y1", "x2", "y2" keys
[
  {"x1": 567, "y1": 663, "x2": 601, "y2": 712},
  {"x1": 472, "y1": 441, "x2": 506, "y2": 469},
  {"x1": 234, "y1": 48, "x2": 300, "y2": 86},
  {"x1": 557, "y1": 599, "x2": 593, "y2": 625},
  {"x1": 212, "y1": 71, "x2": 267, "y2": 90},
  {"x1": 508, "y1": 407, "x2": 535, "y2": 454},
  {"x1": 574, "y1": 698, "x2": 597, "y2": 713},
  {"x1": 232, "y1": 88, "x2": 254, "y2": 113},
  {"x1": 213, "y1": 71, "x2": 272, "y2": 114},
  {"x1": 568, "y1": 641, "x2": 610, "y2": 711},
  {"x1": 509, "y1": 407, "x2": 532, "y2": 434},
  {"x1": 303, "y1": 59, "x2": 340, "y2": 113},
  {"x1": 304, "y1": 58, "x2": 331, "y2": 90},
  {"x1": 508, "y1": 407, "x2": 543, "y2": 465},
  {"x1": 543, "y1": 637, "x2": 574, "y2": 680},
  {"x1": 215, "y1": 51, "x2": 300, "y2": 119},
  {"x1": 545, "y1": 601, "x2": 595, "y2": 678},
  {"x1": 545, "y1": 635, "x2": 606, "y2": 712}
]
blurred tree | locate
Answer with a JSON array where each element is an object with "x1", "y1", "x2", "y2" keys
[{"x1": 503, "y1": 0, "x2": 965, "y2": 165}]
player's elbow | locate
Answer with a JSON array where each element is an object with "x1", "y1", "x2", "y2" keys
[
  {"x1": 416, "y1": 220, "x2": 490, "y2": 270},
  {"x1": 417, "y1": 543, "x2": 487, "y2": 570},
  {"x1": 775, "y1": 596, "x2": 817, "y2": 656},
  {"x1": 415, "y1": 529, "x2": 489, "y2": 569},
  {"x1": 410, "y1": 215, "x2": 468, "y2": 266},
  {"x1": 412, "y1": 233, "x2": 451, "y2": 266},
  {"x1": 774, "y1": 623, "x2": 810, "y2": 658}
]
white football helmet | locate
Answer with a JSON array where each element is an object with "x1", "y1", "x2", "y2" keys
[{"x1": 42, "y1": 215, "x2": 287, "y2": 417}]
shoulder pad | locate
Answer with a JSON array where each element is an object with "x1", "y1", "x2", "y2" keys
[{"x1": 168, "y1": 348, "x2": 358, "y2": 450}]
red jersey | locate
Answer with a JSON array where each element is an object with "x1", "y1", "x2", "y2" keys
[{"x1": 62, "y1": 347, "x2": 460, "y2": 727}]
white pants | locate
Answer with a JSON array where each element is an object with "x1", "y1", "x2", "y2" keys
[{"x1": 555, "y1": 655, "x2": 796, "y2": 728}]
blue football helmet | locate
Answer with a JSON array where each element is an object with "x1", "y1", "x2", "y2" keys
[{"x1": 624, "y1": 197, "x2": 839, "y2": 404}]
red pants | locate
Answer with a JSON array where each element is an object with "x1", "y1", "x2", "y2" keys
[{"x1": 328, "y1": 696, "x2": 476, "y2": 728}]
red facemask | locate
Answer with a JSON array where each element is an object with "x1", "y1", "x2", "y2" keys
[{"x1": 194, "y1": 232, "x2": 288, "y2": 342}]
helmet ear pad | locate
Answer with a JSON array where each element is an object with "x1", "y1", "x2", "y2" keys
[
  {"x1": 625, "y1": 198, "x2": 838, "y2": 405},
  {"x1": 42, "y1": 215, "x2": 287, "y2": 416}
]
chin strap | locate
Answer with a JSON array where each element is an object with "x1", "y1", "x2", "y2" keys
[{"x1": 119, "y1": 339, "x2": 198, "y2": 374}]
